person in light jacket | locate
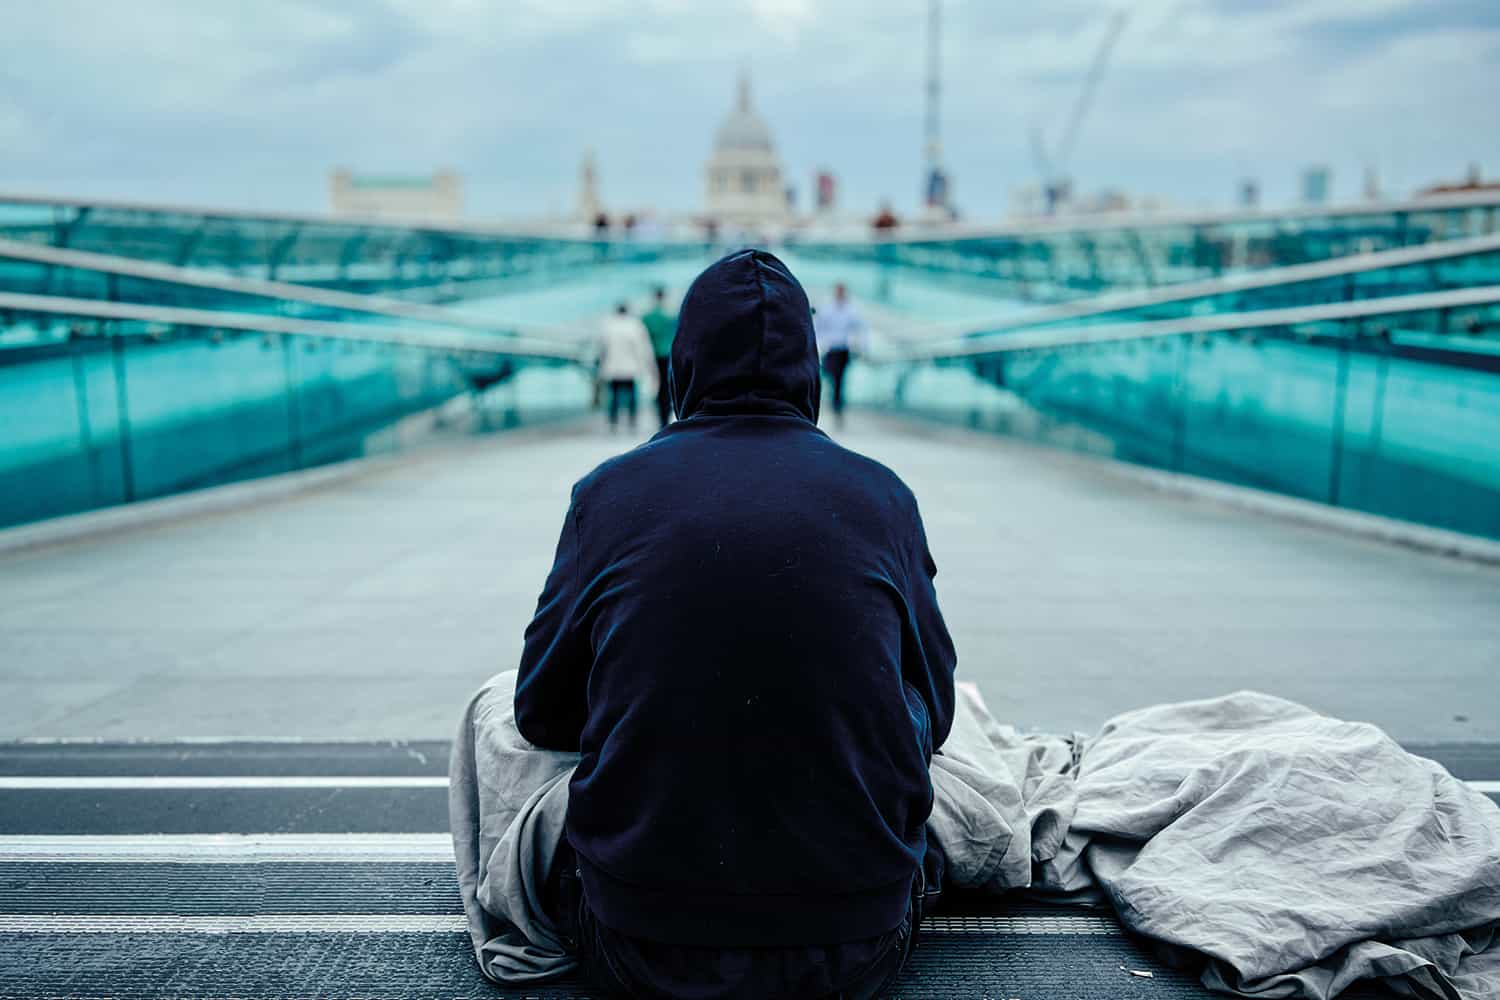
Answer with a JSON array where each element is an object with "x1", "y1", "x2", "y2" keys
[
  {"x1": 814, "y1": 283, "x2": 868, "y2": 427},
  {"x1": 597, "y1": 303, "x2": 658, "y2": 431}
]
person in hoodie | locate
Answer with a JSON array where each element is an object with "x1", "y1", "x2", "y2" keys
[{"x1": 515, "y1": 250, "x2": 957, "y2": 999}]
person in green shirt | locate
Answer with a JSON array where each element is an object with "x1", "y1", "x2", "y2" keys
[{"x1": 641, "y1": 285, "x2": 678, "y2": 428}]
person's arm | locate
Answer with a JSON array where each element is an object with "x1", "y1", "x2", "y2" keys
[
  {"x1": 904, "y1": 503, "x2": 957, "y2": 755},
  {"x1": 514, "y1": 488, "x2": 592, "y2": 751}
]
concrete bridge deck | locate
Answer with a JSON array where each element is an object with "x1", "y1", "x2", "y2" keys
[
  {"x1": 3, "y1": 416, "x2": 1498, "y2": 999},
  {"x1": 2, "y1": 414, "x2": 1498, "y2": 743}
]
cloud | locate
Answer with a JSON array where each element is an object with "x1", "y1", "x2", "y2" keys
[{"x1": 0, "y1": 0, "x2": 1496, "y2": 219}]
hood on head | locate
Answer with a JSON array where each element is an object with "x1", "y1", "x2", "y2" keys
[{"x1": 669, "y1": 250, "x2": 820, "y2": 422}]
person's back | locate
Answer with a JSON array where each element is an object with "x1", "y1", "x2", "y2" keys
[
  {"x1": 597, "y1": 310, "x2": 652, "y2": 382},
  {"x1": 516, "y1": 250, "x2": 956, "y2": 997}
]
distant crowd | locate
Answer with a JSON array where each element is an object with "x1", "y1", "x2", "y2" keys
[{"x1": 594, "y1": 280, "x2": 868, "y2": 432}]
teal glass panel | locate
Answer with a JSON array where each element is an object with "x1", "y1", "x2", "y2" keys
[
  {"x1": 0, "y1": 198, "x2": 711, "y2": 303},
  {"x1": 1336, "y1": 341, "x2": 1500, "y2": 538},
  {"x1": 790, "y1": 197, "x2": 1500, "y2": 300},
  {"x1": 0, "y1": 337, "x2": 128, "y2": 524},
  {"x1": 868, "y1": 305, "x2": 1500, "y2": 540},
  {"x1": 117, "y1": 330, "x2": 297, "y2": 499},
  {"x1": 0, "y1": 345, "x2": 98, "y2": 523},
  {"x1": 953, "y1": 244, "x2": 1500, "y2": 343},
  {"x1": 1176, "y1": 329, "x2": 1339, "y2": 502},
  {"x1": 0, "y1": 311, "x2": 594, "y2": 529}
]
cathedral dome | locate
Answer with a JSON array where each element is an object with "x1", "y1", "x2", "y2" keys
[
  {"x1": 704, "y1": 71, "x2": 786, "y2": 224},
  {"x1": 713, "y1": 75, "x2": 775, "y2": 153}
]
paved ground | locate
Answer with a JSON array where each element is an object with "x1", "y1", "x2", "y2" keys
[
  {"x1": 4, "y1": 740, "x2": 1447, "y2": 1000},
  {"x1": 2, "y1": 414, "x2": 1498, "y2": 741}
]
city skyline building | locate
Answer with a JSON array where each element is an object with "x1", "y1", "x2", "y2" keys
[
  {"x1": 328, "y1": 169, "x2": 464, "y2": 221},
  {"x1": 703, "y1": 72, "x2": 787, "y2": 226},
  {"x1": 1301, "y1": 165, "x2": 1332, "y2": 205}
]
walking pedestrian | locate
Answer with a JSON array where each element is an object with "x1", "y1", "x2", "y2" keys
[
  {"x1": 596, "y1": 303, "x2": 657, "y2": 432},
  {"x1": 815, "y1": 283, "x2": 867, "y2": 426},
  {"x1": 641, "y1": 286, "x2": 678, "y2": 427}
]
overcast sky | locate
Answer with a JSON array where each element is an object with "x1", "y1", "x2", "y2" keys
[{"x1": 2, "y1": 0, "x2": 1497, "y2": 221}]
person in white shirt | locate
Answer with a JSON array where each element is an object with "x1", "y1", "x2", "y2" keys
[
  {"x1": 597, "y1": 303, "x2": 658, "y2": 431},
  {"x1": 814, "y1": 283, "x2": 867, "y2": 426}
]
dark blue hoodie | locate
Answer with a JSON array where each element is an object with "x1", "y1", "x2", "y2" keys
[{"x1": 514, "y1": 250, "x2": 957, "y2": 948}]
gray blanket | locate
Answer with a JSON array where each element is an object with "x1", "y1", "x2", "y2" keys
[
  {"x1": 450, "y1": 674, "x2": 1500, "y2": 998},
  {"x1": 1067, "y1": 695, "x2": 1500, "y2": 999}
]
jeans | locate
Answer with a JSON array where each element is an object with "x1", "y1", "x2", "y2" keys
[
  {"x1": 553, "y1": 843, "x2": 937, "y2": 1000},
  {"x1": 608, "y1": 379, "x2": 638, "y2": 428},
  {"x1": 654, "y1": 357, "x2": 672, "y2": 427},
  {"x1": 822, "y1": 348, "x2": 851, "y2": 417}
]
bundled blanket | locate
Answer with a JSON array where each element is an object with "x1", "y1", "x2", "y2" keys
[{"x1": 450, "y1": 672, "x2": 1500, "y2": 999}]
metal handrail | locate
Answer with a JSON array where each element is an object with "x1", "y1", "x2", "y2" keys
[
  {"x1": 6, "y1": 187, "x2": 1499, "y2": 246},
  {"x1": 809, "y1": 188, "x2": 1500, "y2": 244},
  {"x1": 0, "y1": 292, "x2": 591, "y2": 362},
  {"x1": 903, "y1": 285, "x2": 1500, "y2": 360},
  {"x1": 0, "y1": 191, "x2": 609, "y2": 241},
  {"x1": 894, "y1": 233, "x2": 1500, "y2": 344},
  {"x1": 0, "y1": 238, "x2": 598, "y2": 348}
]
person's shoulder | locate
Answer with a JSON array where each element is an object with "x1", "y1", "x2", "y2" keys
[
  {"x1": 812, "y1": 436, "x2": 920, "y2": 514},
  {"x1": 570, "y1": 435, "x2": 674, "y2": 503}
]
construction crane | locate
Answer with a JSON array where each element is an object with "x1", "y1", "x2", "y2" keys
[{"x1": 1030, "y1": 9, "x2": 1129, "y2": 215}]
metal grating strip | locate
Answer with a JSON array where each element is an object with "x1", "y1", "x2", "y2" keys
[
  {"x1": 922, "y1": 914, "x2": 1118, "y2": 935},
  {"x1": 1, "y1": 928, "x2": 1245, "y2": 1000}
]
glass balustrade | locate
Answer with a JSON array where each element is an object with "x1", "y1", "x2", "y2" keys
[
  {"x1": 790, "y1": 193, "x2": 1500, "y2": 300},
  {"x1": 857, "y1": 297, "x2": 1500, "y2": 539},
  {"x1": 944, "y1": 239, "x2": 1500, "y2": 342},
  {"x1": 0, "y1": 247, "x2": 588, "y2": 353},
  {"x1": 0, "y1": 197, "x2": 710, "y2": 298},
  {"x1": 0, "y1": 311, "x2": 591, "y2": 529}
]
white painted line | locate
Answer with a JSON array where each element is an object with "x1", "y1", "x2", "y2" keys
[
  {"x1": 9, "y1": 736, "x2": 442, "y2": 745},
  {"x1": 0, "y1": 913, "x2": 1122, "y2": 936},
  {"x1": 3, "y1": 774, "x2": 1493, "y2": 794},
  {"x1": 0, "y1": 914, "x2": 467, "y2": 934},
  {"x1": 0, "y1": 834, "x2": 455, "y2": 863},
  {"x1": 0, "y1": 776, "x2": 447, "y2": 790}
]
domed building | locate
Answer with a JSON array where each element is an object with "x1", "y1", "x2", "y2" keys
[{"x1": 704, "y1": 74, "x2": 787, "y2": 225}]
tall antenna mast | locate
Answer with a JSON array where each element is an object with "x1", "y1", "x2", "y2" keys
[
  {"x1": 923, "y1": 0, "x2": 947, "y2": 212},
  {"x1": 925, "y1": 0, "x2": 941, "y2": 172}
]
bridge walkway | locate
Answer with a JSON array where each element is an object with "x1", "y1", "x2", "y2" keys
[
  {"x1": 1, "y1": 416, "x2": 1498, "y2": 998},
  {"x1": 3, "y1": 413, "x2": 1496, "y2": 742}
]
